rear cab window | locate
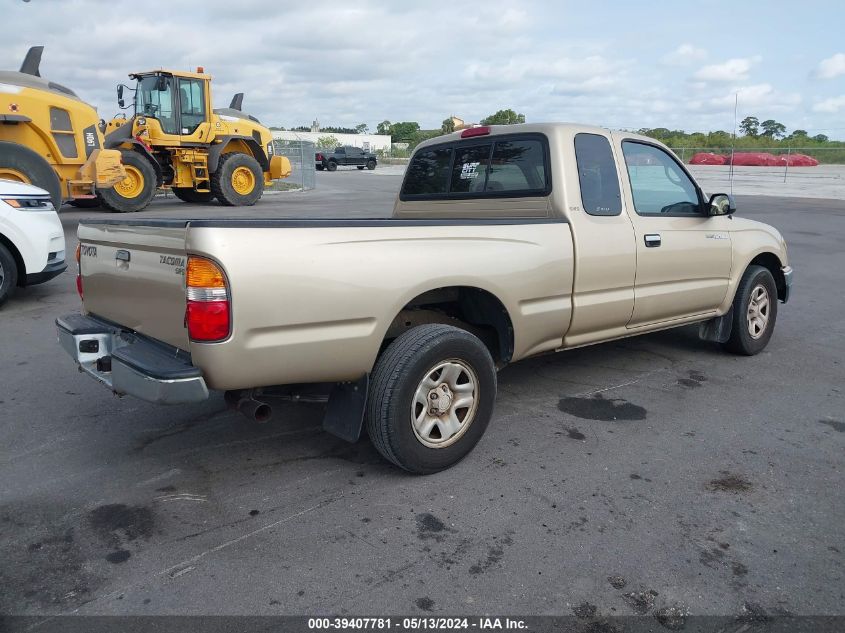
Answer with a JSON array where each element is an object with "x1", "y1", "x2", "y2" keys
[{"x1": 400, "y1": 133, "x2": 551, "y2": 201}]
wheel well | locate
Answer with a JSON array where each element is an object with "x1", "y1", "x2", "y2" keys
[
  {"x1": 210, "y1": 138, "x2": 269, "y2": 173},
  {"x1": 385, "y1": 287, "x2": 514, "y2": 366},
  {"x1": 0, "y1": 233, "x2": 26, "y2": 286},
  {"x1": 749, "y1": 252, "x2": 785, "y2": 301}
]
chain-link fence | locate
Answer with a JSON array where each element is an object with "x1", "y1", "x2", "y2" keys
[{"x1": 269, "y1": 140, "x2": 316, "y2": 191}]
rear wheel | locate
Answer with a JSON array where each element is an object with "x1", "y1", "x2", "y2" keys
[
  {"x1": 211, "y1": 152, "x2": 264, "y2": 206},
  {"x1": 366, "y1": 324, "x2": 496, "y2": 474},
  {"x1": 0, "y1": 141, "x2": 62, "y2": 209},
  {"x1": 357, "y1": 166, "x2": 365, "y2": 170},
  {"x1": 172, "y1": 187, "x2": 215, "y2": 204},
  {"x1": 0, "y1": 242, "x2": 19, "y2": 307},
  {"x1": 723, "y1": 265, "x2": 778, "y2": 355},
  {"x1": 316, "y1": 165, "x2": 324, "y2": 171},
  {"x1": 366, "y1": 159, "x2": 376, "y2": 170},
  {"x1": 97, "y1": 150, "x2": 156, "y2": 213},
  {"x1": 326, "y1": 161, "x2": 337, "y2": 172}
]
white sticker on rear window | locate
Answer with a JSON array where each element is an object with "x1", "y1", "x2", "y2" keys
[{"x1": 460, "y1": 162, "x2": 481, "y2": 180}]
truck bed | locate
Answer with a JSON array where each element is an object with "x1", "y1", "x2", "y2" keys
[{"x1": 76, "y1": 215, "x2": 574, "y2": 391}]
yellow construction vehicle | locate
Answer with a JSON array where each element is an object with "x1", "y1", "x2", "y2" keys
[
  {"x1": 100, "y1": 67, "x2": 291, "y2": 212},
  {"x1": 0, "y1": 46, "x2": 125, "y2": 209}
]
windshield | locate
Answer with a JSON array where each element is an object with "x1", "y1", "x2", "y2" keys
[{"x1": 134, "y1": 75, "x2": 177, "y2": 134}]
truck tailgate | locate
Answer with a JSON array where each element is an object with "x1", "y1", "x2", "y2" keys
[{"x1": 78, "y1": 221, "x2": 190, "y2": 350}]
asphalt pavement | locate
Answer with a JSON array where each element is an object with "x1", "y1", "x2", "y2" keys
[{"x1": 0, "y1": 170, "x2": 842, "y2": 620}]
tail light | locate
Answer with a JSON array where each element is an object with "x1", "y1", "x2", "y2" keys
[
  {"x1": 185, "y1": 256, "x2": 230, "y2": 342},
  {"x1": 75, "y1": 243, "x2": 83, "y2": 300}
]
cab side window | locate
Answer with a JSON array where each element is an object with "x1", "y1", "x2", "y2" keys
[
  {"x1": 574, "y1": 133, "x2": 622, "y2": 216},
  {"x1": 178, "y1": 79, "x2": 206, "y2": 135},
  {"x1": 622, "y1": 141, "x2": 702, "y2": 216}
]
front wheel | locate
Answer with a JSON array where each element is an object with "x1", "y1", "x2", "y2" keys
[
  {"x1": 723, "y1": 265, "x2": 778, "y2": 355},
  {"x1": 366, "y1": 324, "x2": 496, "y2": 474},
  {"x1": 97, "y1": 150, "x2": 156, "y2": 213},
  {"x1": 211, "y1": 152, "x2": 264, "y2": 206},
  {"x1": 0, "y1": 242, "x2": 19, "y2": 307}
]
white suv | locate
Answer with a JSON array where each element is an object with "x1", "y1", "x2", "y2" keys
[{"x1": 0, "y1": 179, "x2": 67, "y2": 306}]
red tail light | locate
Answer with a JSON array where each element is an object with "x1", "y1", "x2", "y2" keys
[
  {"x1": 185, "y1": 256, "x2": 230, "y2": 342},
  {"x1": 75, "y1": 243, "x2": 83, "y2": 300},
  {"x1": 186, "y1": 301, "x2": 229, "y2": 341},
  {"x1": 316, "y1": 152, "x2": 323, "y2": 161}
]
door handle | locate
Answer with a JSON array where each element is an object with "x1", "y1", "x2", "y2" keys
[{"x1": 644, "y1": 234, "x2": 661, "y2": 248}]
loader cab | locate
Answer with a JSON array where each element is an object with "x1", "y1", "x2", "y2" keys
[{"x1": 126, "y1": 70, "x2": 212, "y2": 143}]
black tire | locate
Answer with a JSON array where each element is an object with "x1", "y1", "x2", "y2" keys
[
  {"x1": 366, "y1": 160, "x2": 376, "y2": 170},
  {"x1": 316, "y1": 165, "x2": 324, "y2": 171},
  {"x1": 97, "y1": 150, "x2": 156, "y2": 213},
  {"x1": 211, "y1": 152, "x2": 264, "y2": 206},
  {"x1": 66, "y1": 198, "x2": 100, "y2": 209},
  {"x1": 0, "y1": 242, "x2": 19, "y2": 307},
  {"x1": 357, "y1": 166, "x2": 365, "y2": 170},
  {"x1": 0, "y1": 141, "x2": 63, "y2": 210},
  {"x1": 723, "y1": 265, "x2": 778, "y2": 356},
  {"x1": 366, "y1": 324, "x2": 496, "y2": 474},
  {"x1": 326, "y1": 161, "x2": 338, "y2": 172},
  {"x1": 172, "y1": 187, "x2": 215, "y2": 204}
]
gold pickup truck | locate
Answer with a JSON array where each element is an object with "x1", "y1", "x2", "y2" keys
[{"x1": 57, "y1": 123, "x2": 792, "y2": 473}]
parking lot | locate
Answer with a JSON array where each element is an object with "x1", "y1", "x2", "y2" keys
[{"x1": 1, "y1": 170, "x2": 843, "y2": 620}]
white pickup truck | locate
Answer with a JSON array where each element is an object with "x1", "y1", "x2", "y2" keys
[
  {"x1": 57, "y1": 123, "x2": 792, "y2": 473},
  {"x1": 0, "y1": 179, "x2": 67, "y2": 305}
]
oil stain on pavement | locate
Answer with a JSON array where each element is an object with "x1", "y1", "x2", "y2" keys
[{"x1": 558, "y1": 393, "x2": 647, "y2": 421}]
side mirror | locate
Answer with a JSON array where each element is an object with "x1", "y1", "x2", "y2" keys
[
  {"x1": 156, "y1": 75, "x2": 167, "y2": 91},
  {"x1": 708, "y1": 193, "x2": 736, "y2": 216},
  {"x1": 117, "y1": 85, "x2": 125, "y2": 109}
]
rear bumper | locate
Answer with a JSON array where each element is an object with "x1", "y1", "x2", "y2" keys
[
  {"x1": 782, "y1": 265, "x2": 793, "y2": 303},
  {"x1": 56, "y1": 313, "x2": 209, "y2": 404}
]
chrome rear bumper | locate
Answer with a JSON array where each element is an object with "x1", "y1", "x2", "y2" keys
[{"x1": 56, "y1": 313, "x2": 208, "y2": 404}]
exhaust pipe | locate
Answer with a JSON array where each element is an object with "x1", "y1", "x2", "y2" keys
[{"x1": 225, "y1": 390, "x2": 272, "y2": 423}]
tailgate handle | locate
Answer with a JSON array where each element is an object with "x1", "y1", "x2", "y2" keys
[{"x1": 115, "y1": 250, "x2": 131, "y2": 262}]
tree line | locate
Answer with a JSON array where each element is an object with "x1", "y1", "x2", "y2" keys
[{"x1": 275, "y1": 110, "x2": 844, "y2": 162}]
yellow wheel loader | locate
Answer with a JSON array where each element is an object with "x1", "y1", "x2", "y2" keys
[
  {"x1": 100, "y1": 68, "x2": 291, "y2": 212},
  {"x1": 0, "y1": 46, "x2": 125, "y2": 209}
]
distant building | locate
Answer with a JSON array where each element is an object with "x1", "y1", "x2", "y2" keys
[
  {"x1": 448, "y1": 115, "x2": 469, "y2": 131},
  {"x1": 272, "y1": 130, "x2": 392, "y2": 152}
]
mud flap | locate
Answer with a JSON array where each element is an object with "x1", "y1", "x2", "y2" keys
[
  {"x1": 322, "y1": 374, "x2": 369, "y2": 442},
  {"x1": 699, "y1": 307, "x2": 734, "y2": 343}
]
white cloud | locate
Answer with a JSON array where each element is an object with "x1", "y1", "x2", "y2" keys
[
  {"x1": 813, "y1": 96, "x2": 845, "y2": 113},
  {"x1": 815, "y1": 53, "x2": 845, "y2": 79},
  {"x1": 662, "y1": 44, "x2": 707, "y2": 65},
  {"x1": 693, "y1": 56, "x2": 761, "y2": 82},
  {"x1": 704, "y1": 84, "x2": 801, "y2": 112}
]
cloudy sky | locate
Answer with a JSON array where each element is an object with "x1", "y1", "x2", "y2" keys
[{"x1": 4, "y1": 0, "x2": 844, "y2": 138}]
